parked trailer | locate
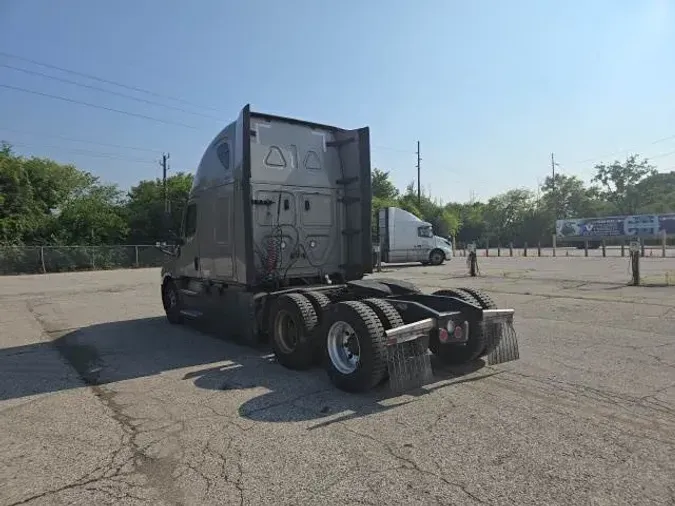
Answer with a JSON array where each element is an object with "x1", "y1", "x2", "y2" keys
[{"x1": 158, "y1": 105, "x2": 519, "y2": 393}]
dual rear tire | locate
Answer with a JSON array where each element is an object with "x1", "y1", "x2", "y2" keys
[
  {"x1": 268, "y1": 287, "x2": 501, "y2": 391},
  {"x1": 269, "y1": 293, "x2": 403, "y2": 392}
]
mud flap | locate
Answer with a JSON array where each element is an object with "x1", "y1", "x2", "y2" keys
[
  {"x1": 384, "y1": 319, "x2": 434, "y2": 393},
  {"x1": 386, "y1": 338, "x2": 433, "y2": 393}
]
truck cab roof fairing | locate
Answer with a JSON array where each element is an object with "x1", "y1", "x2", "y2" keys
[{"x1": 190, "y1": 120, "x2": 237, "y2": 198}]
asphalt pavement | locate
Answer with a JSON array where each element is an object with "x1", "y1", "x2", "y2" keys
[{"x1": 1, "y1": 258, "x2": 674, "y2": 505}]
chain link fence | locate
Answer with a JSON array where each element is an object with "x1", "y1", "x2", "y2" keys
[{"x1": 0, "y1": 245, "x2": 169, "y2": 275}]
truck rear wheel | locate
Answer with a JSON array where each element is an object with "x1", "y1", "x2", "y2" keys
[
  {"x1": 428, "y1": 289, "x2": 486, "y2": 365},
  {"x1": 362, "y1": 298, "x2": 404, "y2": 330},
  {"x1": 269, "y1": 293, "x2": 318, "y2": 370},
  {"x1": 322, "y1": 301, "x2": 387, "y2": 393},
  {"x1": 303, "y1": 291, "x2": 333, "y2": 364},
  {"x1": 303, "y1": 291, "x2": 332, "y2": 322}
]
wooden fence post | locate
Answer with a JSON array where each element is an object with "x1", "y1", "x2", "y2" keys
[{"x1": 40, "y1": 246, "x2": 46, "y2": 274}]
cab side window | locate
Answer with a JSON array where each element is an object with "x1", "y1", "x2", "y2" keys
[
  {"x1": 417, "y1": 226, "x2": 433, "y2": 238},
  {"x1": 184, "y1": 203, "x2": 197, "y2": 239},
  {"x1": 216, "y1": 142, "x2": 230, "y2": 172}
]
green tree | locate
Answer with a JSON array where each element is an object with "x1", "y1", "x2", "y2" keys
[
  {"x1": 592, "y1": 154, "x2": 657, "y2": 214},
  {"x1": 0, "y1": 143, "x2": 123, "y2": 245},
  {"x1": 541, "y1": 173, "x2": 598, "y2": 220},
  {"x1": 635, "y1": 171, "x2": 675, "y2": 213},
  {"x1": 125, "y1": 172, "x2": 194, "y2": 244},
  {"x1": 450, "y1": 202, "x2": 486, "y2": 246},
  {"x1": 50, "y1": 184, "x2": 128, "y2": 245},
  {"x1": 371, "y1": 168, "x2": 399, "y2": 200},
  {"x1": 483, "y1": 189, "x2": 536, "y2": 245}
]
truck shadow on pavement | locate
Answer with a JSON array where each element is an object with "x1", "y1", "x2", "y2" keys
[
  {"x1": 1, "y1": 316, "x2": 492, "y2": 425},
  {"x1": 187, "y1": 355, "x2": 492, "y2": 429}
]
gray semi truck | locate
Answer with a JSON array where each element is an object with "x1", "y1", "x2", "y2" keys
[{"x1": 158, "y1": 104, "x2": 519, "y2": 393}]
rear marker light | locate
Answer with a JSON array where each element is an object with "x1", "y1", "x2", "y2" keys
[
  {"x1": 453, "y1": 325, "x2": 463, "y2": 340},
  {"x1": 438, "y1": 328, "x2": 449, "y2": 343}
]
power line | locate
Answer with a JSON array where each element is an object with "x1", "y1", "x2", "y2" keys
[
  {"x1": 572, "y1": 134, "x2": 675, "y2": 165},
  {"x1": 0, "y1": 126, "x2": 162, "y2": 154},
  {"x1": 0, "y1": 53, "x2": 418, "y2": 155},
  {"x1": 1, "y1": 63, "x2": 223, "y2": 121},
  {"x1": 372, "y1": 144, "x2": 415, "y2": 154},
  {"x1": 653, "y1": 148, "x2": 675, "y2": 160},
  {"x1": 651, "y1": 134, "x2": 675, "y2": 144},
  {"x1": 0, "y1": 83, "x2": 201, "y2": 130},
  {"x1": 6, "y1": 141, "x2": 157, "y2": 164},
  {"x1": 0, "y1": 50, "x2": 222, "y2": 114}
]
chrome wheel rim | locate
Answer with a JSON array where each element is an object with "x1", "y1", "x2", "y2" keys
[{"x1": 327, "y1": 321, "x2": 360, "y2": 374}]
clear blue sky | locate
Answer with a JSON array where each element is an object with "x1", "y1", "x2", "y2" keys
[{"x1": 1, "y1": 0, "x2": 674, "y2": 203}]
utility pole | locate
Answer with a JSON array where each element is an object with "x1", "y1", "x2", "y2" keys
[
  {"x1": 161, "y1": 153, "x2": 170, "y2": 214},
  {"x1": 551, "y1": 152, "x2": 559, "y2": 218},
  {"x1": 416, "y1": 141, "x2": 421, "y2": 205}
]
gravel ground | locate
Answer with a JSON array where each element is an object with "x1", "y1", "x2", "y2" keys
[{"x1": 1, "y1": 258, "x2": 674, "y2": 506}]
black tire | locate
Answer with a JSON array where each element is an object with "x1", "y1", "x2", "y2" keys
[
  {"x1": 360, "y1": 298, "x2": 404, "y2": 385},
  {"x1": 362, "y1": 298, "x2": 404, "y2": 330},
  {"x1": 428, "y1": 289, "x2": 486, "y2": 364},
  {"x1": 269, "y1": 293, "x2": 318, "y2": 370},
  {"x1": 322, "y1": 301, "x2": 387, "y2": 393},
  {"x1": 432, "y1": 289, "x2": 479, "y2": 305},
  {"x1": 429, "y1": 249, "x2": 445, "y2": 266},
  {"x1": 458, "y1": 287, "x2": 502, "y2": 357},
  {"x1": 162, "y1": 279, "x2": 183, "y2": 324},
  {"x1": 457, "y1": 287, "x2": 497, "y2": 311},
  {"x1": 302, "y1": 291, "x2": 332, "y2": 322},
  {"x1": 303, "y1": 291, "x2": 334, "y2": 363}
]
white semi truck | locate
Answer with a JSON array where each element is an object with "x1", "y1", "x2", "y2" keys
[
  {"x1": 377, "y1": 207, "x2": 453, "y2": 265},
  {"x1": 158, "y1": 105, "x2": 519, "y2": 393}
]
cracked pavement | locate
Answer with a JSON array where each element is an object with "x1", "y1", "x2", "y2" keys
[{"x1": 1, "y1": 258, "x2": 674, "y2": 505}]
